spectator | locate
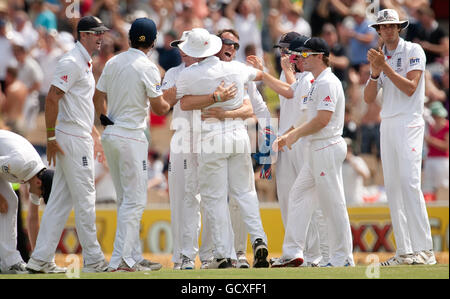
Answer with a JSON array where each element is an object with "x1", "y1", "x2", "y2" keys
[
  {"x1": 173, "y1": 1, "x2": 203, "y2": 40},
  {"x1": 204, "y1": 2, "x2": 233, "y2": 34},
  {"x1": 225, "y1": 0, "x2": 263, "y2": 63},
  {"x1": 92, "y1": 35, "x2": 115, "y2": 82},
  {"x1": 423, "y1": 101, "x2": 449, "y2": 195},
  {"x1": 342, "y1": 105, "x2": 358, "y2": 144},
  {"x1": 11, "y1": 35, "x2": 43, "y2": 132},
  {"x1": 321, "y1": 22, "x2": 349, "y2": 85},
  {"x1": 413, "y1": 5, "x2": 449, "y2": 65},
  {"x1": 32, "y1": 0, "x2": 57, "y2": 32},
  {"x1": 94, "y1": 159, "x2": 117, "y2": 204},
  {"x1": 342, "y1": 137, "x2": 371, "y2": 205},
  {"x1": 342, "y1": 3, "x2": 378, "y2": 70},
  {"x1": 0, "y1": 18, "x2": 13, "y2": 92},
  {"x1": 12, "y1": 10, "x2": 38, "y2": 52},
  {"x1": 0, "y1": 66, "x2": 27, "y2": 133}
]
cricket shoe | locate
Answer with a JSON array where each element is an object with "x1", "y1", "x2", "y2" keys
[
  {"x1": 236, "y1": 251, "x2": 250, "y2": 269},
  {"x1": 113, "y1": 260, "x2": 151, "y2": 272},
  {"x1": 138, "y1": 259, "x2": 162, "y2": 271},
  {"x1": 379, "y1": 254, "x2": 414, "y2": 266},
  {"x1": 271, "y1": 257, "x2": 303, "y2": 268},
  {"x1": 173, "y1": 262, "x2": 182, "y2": 270},
  {"x1": 412, "y1": 250, "x2": 437, "y2": 265},
  {"x1": 252, "y1": 238, "x2": 269, "y2": 268},
  {"x1": 2, "y1": 261, "x2": 29, "y2": 274},
  {"x1": 26, "y1": 258, "x2": 66, "y2": 274},
  {"x1": 208, "y1": 258, "x2": 233, "y2": 269},
  {"x1": 321, "y1": 262, "x2": 351, "y2": 267},
  {"x1": 181, "y1": 255, "x2": 195, "y2": 270},
  {"x1": 200, "y1": 259, "x2": 213, "y2": 269},
  {"x1": 82, "y1": 259, "x2": 109, "y2": 273}
]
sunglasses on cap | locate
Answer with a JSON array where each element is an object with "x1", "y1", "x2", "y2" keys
[
  {"x1": 287, "y1": 49, "x2": 324, "y2": 58},
  {"x1": 221, "y1": 38, "x2": 240, "y2": 50},
  {"x1": 79, "y1": 30, "x2": 106, "y2": 36}
]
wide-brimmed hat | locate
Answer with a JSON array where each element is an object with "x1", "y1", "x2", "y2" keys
[
  {"x1": 170, "y1": 30, "x2": 191, "y2": 48},
  {"x1": 177, "y1": 28, "x2": 222, "y2": 58},
  {"x1": 369, "y1": 9, "x2": 409, "y2": 30}
]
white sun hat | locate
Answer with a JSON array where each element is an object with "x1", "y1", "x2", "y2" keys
[
  {"x1": 369, "y1": 9, "x2": 409, "y2": 29},
  {"x1": 177, "y1": 27, "x2": 222, "y2": 58},
  {"x1": 170, "y1": 30, "x2": 191, "y2": 48}
]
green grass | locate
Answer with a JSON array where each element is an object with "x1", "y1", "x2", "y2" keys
[{"x1": 1, "y1": 265, "x2": 448, "y2": 279}]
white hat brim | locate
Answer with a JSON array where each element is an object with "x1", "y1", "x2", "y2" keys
[
  {"x1": 178, "y1": 34, "x2": 223, "y2": 58},
  {"x1": 369, "y1": 20, "x2": 409, "y2": 30}
]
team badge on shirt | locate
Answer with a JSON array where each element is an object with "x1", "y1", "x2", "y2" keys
[
  {"x1": 409, "y1": 57, "x2": 420, "y2": 66},
  {"x1": 155, "y1": 83, "x2": 161, "y2": 91},
  {"x1": 60, "y1": 75, "x2": 68, "y2": 83},
  {"x1": 1, "y1": 163, "x2": 9, "y2": 174}
]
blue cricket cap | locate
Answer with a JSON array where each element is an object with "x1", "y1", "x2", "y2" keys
[{"x1": 129, "y1": 18, "x2": 157, "y2": 46}]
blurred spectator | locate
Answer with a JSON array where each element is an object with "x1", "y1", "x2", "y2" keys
[
  {"x1": 225, "y1": 0, "x2": 263, "y2": 62},
  {"x1": 321, "y1": 22, "x2": 349, "y2": 85},
  {"x1": 92, "y1": 35, "x2": 115, "y2": 82},
  {"x1": 411, "y1": 5, "x2": 449, "y2": 65},
  {"x1": 0, "y1": 17, "x2": 13, "y2": 92},
  {"x1": 156, "y1": 30, "x2": 182, "y2": 71},
  {"x1": 310, "y1": 0, "x2": 354, "y2": 36},
  {"x1": 341, "y1": 3, "x2": 378, "y2": 70},
  {"x1": 442, "y1": 66, "x2": 450, "y2": 116},
  {"x1": 12, "y1": 10, "x2": 38, "y2": 51},
  {"x1": 342, "y1": 105, "x2": 358, "y2": 144},
  {"x1": 342, "y1": 137, "x2": 371, "y2": 205},
  {"x1": 204, "y1": 2, "x2": 233, "y2": 34},
  {"x1": 0, "y1": 66, "x2": 27, "y2": 133},
  {"x1": 423, "y1": 101, "x2": 449, "y2": 195},
  {"x1": 147, "y1": 149, "x2": 167, "y2": 192},
  {"x1": 94, "y1": 159, "x2": 117, "y2": 204},
  {"x1": 173, "y1": 1, "x2": 203, "y2": 40},
  {"x1": 32, "y1": 29, "x2": 64, "y2": 112},
  {"x1": 31, "y1": 0, "x2": 57, "y2": 32},
  {"x1": 11, "y1": 35, "x2": 43, "y2": 132}
]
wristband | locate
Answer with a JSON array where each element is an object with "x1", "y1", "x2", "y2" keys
[
  {"x1": 216, "y1": 93, "x2": 222, "y2": 102},
  {"x1": 46, "y1": 128, "x2": 55, "y2": 131},
  {"x1": 370, "y1": 74, "x2": 380, "y2": 81},
  {"x1": 47, "y1": 136, "x2": 56, "y2": 141}
]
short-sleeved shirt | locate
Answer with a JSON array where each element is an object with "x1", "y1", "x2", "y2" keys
[
  {"x1": 0, "y1": 129, "x2": 45, "y2": 183},
  {"x1": 377, "y1": 38, "x2": 426, "y2": 120},
  {"x1": 51, "y1": 41, "x2": 95, "y2": 132},
  {"x1": 279, "y1": 71, "x2": 314, "y2": 135},
  {"x1": 96, "y1": 48, "x2": 163, "y2": 130},
  {"x1": 305, "y1": 67, "x2": 345, "y2": 140}
]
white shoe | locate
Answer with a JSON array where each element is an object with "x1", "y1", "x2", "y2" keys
[
  {"x1": 173, "y1": 262, "x2": 182, "y2": 270},
  {"x1": 181, "y1": 255, "x2": 195, "y2": 270},
  {"x1": 271, "y1": 256, "x2": 303, "y2": 268},
  {"x1": 200, "y1": 260, "x2": 211, "y2": 269},
  {"x1": 2, "y1": 261, "x2": 29, "y2": 274},
  {"x1": 413, "y1": 250, "x2": 437, "y2": 265},
  {"x1": 208, "y1": 258, "x2": 232, "y2": 269},
  {"x1": 380, "y1": 254, "x2": 414, "y2": 266},
  {"x1": 26, "y1": 258, "x2": 67, "y2": 274},
  {"x1": 236, "y1": 252, "x2": 250, "y2": 269},
  {"x1": 82, "y1": 259, "x2": 109, "y2": 273},
  {"x1": 138, "y1": 259, "x2": 162, "y2": 271}
]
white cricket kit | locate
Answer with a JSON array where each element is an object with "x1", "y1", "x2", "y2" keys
[
  {"x1": 375, "y1": 38, "x2": 433, "y2": 255},
  {"x1": 31, "y1": 42, "x2": 105, "y2": 265},
  {"x1": 282, "y1": 68, "x2": 354, "y2": 266},
  {"x1": 177, "y1": 56, "x2": 267, "y2": 259},
  {"x1": 0, "y1": 130, "x2": 45, "y2": 270},
  {"x1": 96, "y1": 48, "x2": 162, "y2": 269}
]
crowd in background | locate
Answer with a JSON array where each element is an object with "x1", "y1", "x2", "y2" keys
[{"x1": 0, "y1": 0, "x2": 448, "y2": 205}]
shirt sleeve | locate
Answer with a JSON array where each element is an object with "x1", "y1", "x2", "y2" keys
[
  {"x1": 237, "y1": 62, "x2": 258, "y2": 83},
  {"x1": 407, "y1": 44, "x2": 426, "y2": 73},
  {"x1": 51, "y1": 58, "x2": 80, "y2": 93},
  {"x1": 175, "y1": 69, "x2": 190, "y2": 99},
  {"x1": 315, "y1": 82, "x2": 337, "y2": 112},
  {"x1": 161, "y1": 68, "x2": 177, "y2": 91},
  {"x1": 142, "y1": 64, "x2": 163, "y2": 98}
]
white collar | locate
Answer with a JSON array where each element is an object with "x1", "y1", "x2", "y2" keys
[{"x1": 75, "y1": 41, "x2": 92, "y2": 64}]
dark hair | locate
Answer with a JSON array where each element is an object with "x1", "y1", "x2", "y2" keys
[
  {"x1": 130, "y1": 38, "x2": 154, "y2": 50},
  {"x1": 322, "y1": 55, "x2": 330, "y2": 67},
  {"x1": 217, "y1": 28, "x2": 239, "y2": 40}
]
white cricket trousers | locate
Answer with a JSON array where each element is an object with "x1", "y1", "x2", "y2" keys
[
  {"x1": 179, "y1": 152, "x2": 231, "y2": 261},
  {"x1": 380, "y1": 116, "x2": 433, "y2": 255},
  {"x1": 276, "y1": 139, "x2": 328, "y2": 264},
  {"x1": 282, "y1": 136, "x2": 353, "y2": 266},
  {"x1": 31, "y1": 123, "x2": 104, "y2": 265},
  {"x1": 198, "y1": 128, "x2": 267, "y2": 259},
  {"x1": 101, "y1": 126, "x2": 148, "y2": 268},
  {"x1": 0, "y1": 179, "x2": 23, "y2": 270}
]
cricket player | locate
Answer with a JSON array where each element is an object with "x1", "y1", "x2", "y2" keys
[
  {"x1": 93, "y1": 18, "x2": 170, "y2": 272},
  {"x1": 0, "y1": 129, "x2": 54, "y2": 274},
  {"x1": 364, "y1": 9, "x2": 435, "y2": 265},
  {"x1": 27, "y1": 16, "x2": 109, "y2": 274},
  {"x1": 270, "y1": 37, "x2": 354, "y2": 267},
  {"x1": 176, "y1": 28, "x2": 269, "y2": 269}
]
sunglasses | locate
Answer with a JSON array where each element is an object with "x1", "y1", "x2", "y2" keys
[
  {"x1": 79, "y1": 30, "x2": 106, "y2": 36},
  {"x1": 221, "y1": 38, "x2": 240, "y2": 50},
  {"x1": 287, "y1": 50, "x2": 324, "y2": 58}
]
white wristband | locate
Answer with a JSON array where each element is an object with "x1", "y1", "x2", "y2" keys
[
  {"x1": 370, "y1": 77, "x2": 379, "y2": 82},
  {"x1": 47, "y1": 136, "x2": 56, "y2": 141}
]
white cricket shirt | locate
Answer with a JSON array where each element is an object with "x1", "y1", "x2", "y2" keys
[
  {"x1": 246, "y1": 81, "x2": 271, "y2": 123},
  {"x1": 305, "y1": 67, "x2": 345, "y2": 141},
  {"x1": 0, "y1": 129, "x2": 45, "y2": 183},
  {"x1": 96, "y1": 48, "x2": 163, "y2": 130},
  {"x1": 51, "y1": 41, "x2": 95, "y2": 133},
  {"x1": 377, "y1": 38, "x2": 426, "y2": 120},
  {"x1": 279, "y1": 71, "x2": 314, "y2": 135}
]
